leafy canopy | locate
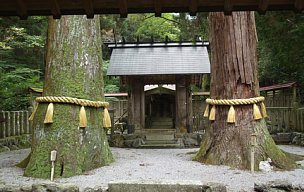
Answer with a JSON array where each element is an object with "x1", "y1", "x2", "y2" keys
[{"x1": 0, "y1": 16, "x2": 47, "y2": 110}]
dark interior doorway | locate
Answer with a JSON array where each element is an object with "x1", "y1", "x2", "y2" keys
[{"x1": 145, "y1": 93, "x2": 175, "y2": 129}]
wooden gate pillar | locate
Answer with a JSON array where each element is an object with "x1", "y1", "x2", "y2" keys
[
  {"x1": 186, "y1": 78, "x2": 193, "y2": 133},
  {"x1": 127, "y1": 77, "x2": 144, "y2": 133},
  {"x1": 175, "y1": 76, "x2": 187, "y2": 133}
]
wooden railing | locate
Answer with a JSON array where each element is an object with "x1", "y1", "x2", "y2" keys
[
  {"x1": 266, "y1": 107, "x2": 304, "y2": 133},
  {"x1": 0, "y1": 101, "x2": 128, "y2": 139},
  {"x1": 0, "y1": 111, "x2": 31, "y2": 139},
  {"x1": 1, "y1": 104, "x2": 302, "y2": 139},
  {"x1": 296, "y1": 107, "x2": 304, "y2": 132},
  {"x1": 109, "y1": 100, "x2": 128, "y2": 123}
]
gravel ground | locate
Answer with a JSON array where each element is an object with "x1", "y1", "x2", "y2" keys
[{"x1": 0, "y1": 146, "x2": 304, "y2": 192}]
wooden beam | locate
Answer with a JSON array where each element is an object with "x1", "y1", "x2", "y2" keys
[
  {"x1": 119, "y1": 0, "x2": 128, "y2": 18},
  {"x1": 154, "y1": 0, "x2": 162, "y2": 17},
  {"x1": 224, "y1": 0, "x2": 233, "y2": 15},
  {"x1": 189, "y1": 0, "x2": 198, "y2": 16},
  {"x1": 294, "y1": 0, "x2": 303, "y2": 12},
  {"x1": 16, "y1": 0, "x2": 27, "y2": 19},
  {"x1": 82, "y1": 0, "x2": 94, "y2": 19},
  {"x1": 258, "y1": 0, "x2": 269, "y2": 14},
  {"x1": 1, "y1": 0, "x2": 302, "y2": 18},
  {"x1": 50, "y1": 0, "x2": 61, "y2": 19}
]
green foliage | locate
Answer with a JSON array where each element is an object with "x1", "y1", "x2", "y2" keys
[
  {"x1": 101, "y1": 13, "x2": 208, "y2": 43},
  {"x1": 0, "y1": 66, "x2": 42, "y2": 110},
  {"x1": 256, "y1": 12, "x2": 304, "y2": 103},
  {"x1": 173, "y1": 13, "x2": 209, "y2": 41},
  {"x1": 134, "y1": 14, "x2": 180, "y2": 41},
  {"x1": 0, "y1": 16, "x2": 47, "y2": 110},
  {"x1": 102, "y1": 60, "x2": 120, "y2": 93}
]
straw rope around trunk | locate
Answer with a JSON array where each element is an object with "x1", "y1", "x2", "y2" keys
[
  {"x1": 203, "y1": 96, "x2": 267, "y2": 123},
  {"x1": 29, "y1": 96, "x2": 111, "y2": 128}
]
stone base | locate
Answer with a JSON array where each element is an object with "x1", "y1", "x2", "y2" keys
[
  {"x1": 108, "y1": 132, "x2": 204, "y2": 148},
  {"x1": 0, "y1": 181, "x2": 226, "y2": 192},
  {"x1": 0, "y1": 134, "x2": 31, "y2": 153},
  {"x1": 254, "y1": 180, "x2": 304, "y2": 192},
  {"x1": 0, "y1": 182, "x2": 80, "y2": 192},
  {"x1": 108, "y1": 180, "x2": 227, "y2": 192},
  {"x1": 271, "y1": 132, "x2": 304, "y2": 146}
]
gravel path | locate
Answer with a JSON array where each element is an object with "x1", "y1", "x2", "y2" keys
[{"x1": 0, "y1": 146, "x2": 304, "y2": 191}]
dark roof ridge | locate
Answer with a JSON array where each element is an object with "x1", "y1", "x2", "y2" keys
[{"x1": 106, "y1": 41, "x2": 209, "y2": 49}]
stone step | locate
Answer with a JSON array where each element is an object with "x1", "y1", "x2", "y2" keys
[
  {"x1": 141, "y1": 129, "x2": 176, "y2": 134},
  {"x1": 140, "y1": 138, "x2": 184, "y2": 148},
  {"x1": 144, "y1": 140, "x2": 177, "y2": 145},
  {"x1": 148, "y1": 117, "x2": 174, "y2": 129},
  {"x1": 108, "y1": 180, "x2": 227, "y2": 192},
  {"x1": 150, "y1": 117, "x2": 173, "y2": 122},
  {"x1": 145, "y1": 134, "x2": 175, "y2": 141},
  {"x1": 139, "y1": 143, "x2": 182, "y2": 148},
  {"x1": 151, "y1": 121, "x2": 173, "y2": 126},
  {"x1": 150, "y1": 125, "x2": 173, "y2": 129}
]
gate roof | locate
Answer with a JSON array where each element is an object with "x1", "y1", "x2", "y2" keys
[{"x1": 107, "y1": 42, "x2": 210, "y2": 76}]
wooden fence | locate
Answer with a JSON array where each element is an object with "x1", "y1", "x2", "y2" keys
[
  {"x1": 296, "y1": 107, "x2": 304, "y2": 132},
  {"x1": 0, "y1": 102, "x2": 129, "y2": 139},
  {"x1": 192, "y1": 99, "x2": 208, "y2": 132},
  {"x1": 266, "y1": 107, "x2": 304, "y2": 133},
  {"x1": 0, "y1": 111, "x2": 31, "y2": 139},
  {"x1": 108, "y1": 100, "x2": 128, "y2": 123},
  {"x1": 1, "y1": 103, "x2": 302, "y2": 139}
]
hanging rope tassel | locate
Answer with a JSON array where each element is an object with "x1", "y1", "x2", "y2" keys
[
  {"x1": 227, "y1": 105, "x2": 236, "y2": 123},
  {"x1": 103, "y1": 107, "x2": 111, "y2": 128},
  {"x1": 209, "y1": 105, "x2": 216, "y2": 121},
  {"x1": 44, "y1": 103, "x2": 54, "y2": 124},
  {"x1": 253, "y1": 103, "x2": 262, "y2": 120},
  {"x1": 261, "y1": 102, "x2": 268, "y2": 118},
  {"x1": 79, "y1": 106, "x2": 87, "y2": 128},
  {"x1": 29, "y1": 103, "x2": 39, "y2": 121},
  {"x1": 203, "y1": 104, "x2": 210, "y2": 118}
]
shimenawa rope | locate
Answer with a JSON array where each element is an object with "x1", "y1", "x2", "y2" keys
[
  {"x1": 203, "y1": 96, "x2": 267, "y2": 123},
  {"x1": 29, "y1": 96, "x2": 111, "y2": 128}
]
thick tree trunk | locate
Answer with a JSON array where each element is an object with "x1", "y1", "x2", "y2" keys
[
  {"x1": 195, "y1": 12, "x2": 295, "y2": 170},
  {"x1": 24, "y1": 15, "x2": 113, "y2": 178}
]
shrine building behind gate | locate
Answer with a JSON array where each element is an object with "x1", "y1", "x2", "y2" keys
[{"x1": 107, "y1": 42, "x2": 210, "y2": 135}]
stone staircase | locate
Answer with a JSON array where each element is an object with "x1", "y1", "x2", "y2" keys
[
  {"x1": 139, "y1": 129, "x2": 184, "y2": 148},
  {"x1": 149, "y1": 117, "x2": 174, "y2": 129}
]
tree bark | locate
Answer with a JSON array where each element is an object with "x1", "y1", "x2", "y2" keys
[
  {"x1": 195, "y1": 12, "x2": 295, "y2": 170},
  {"x1": 24, "y1": 15, "x2": 113, "y2": 178}
]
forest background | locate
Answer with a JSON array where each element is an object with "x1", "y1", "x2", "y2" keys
[{"x1": 0, "y1": 12, "x2": 303, "y2": 111}]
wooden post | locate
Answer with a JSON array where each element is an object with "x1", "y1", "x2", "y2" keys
[
  {"x1": 128, "y1": 77, "x2": 144, "y2": 132},
  {"x1": 140, "y1": 83, "x2": 145, "y2": 129},
  {"x1": 292, "y1": 85, "x2": 298, "y2": 131},
  {"x1": 273, "y1": 90, "x2": 276, "y2": 106},
  {"x1": 7, "y1": 111, "x2": 11, "y2": 137},
  {"x1": 175, "y1": 76, "x2": 187, "y2": 133},
  {"x1": 251, "y1": 133, "x2": 257, "y2": 173},
  {"x1": 186, "y1": 77, "x2": 193, "y2": 133},
  {"x1": 1, "y1": 111, "x2": 5, "y2": 138},
  {"x1": 21, "y1": 111, "x2": 24, "y2": 135},
  {"x1": 127, "y1": 77, "x2": 134, "y2": 133},
  {"x1": 109, "y1": 109, "x2": 115, "y2": 137},
  {"x1": 26, "y1": 110, "x2": 30, "y2": 134},
  {"x1": 133, "y1": 79, "x2": 142, "y2": 132},
  {"x1": 50, "y1": 150, "x2": 57, "y2": 181},
  {"x1": 17, "y1": 111, "x2": 20, "y2": 136},
  {"x1": 13, "y1": 111, "x2": 16, "y2": 136}
]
